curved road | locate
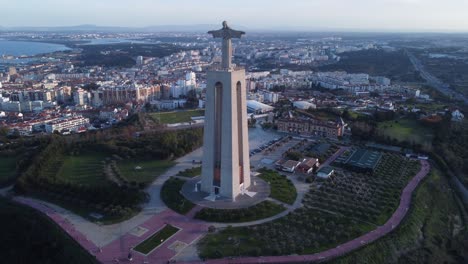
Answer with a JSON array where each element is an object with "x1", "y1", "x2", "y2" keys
[
  {"x1": 206, "y1": 147, "x2": 348, "y2": 229},
  {"x1": 188, "y1": 160, "x2": 431, "y2": 264},
  {"x1": 6, "y1": 150, "x2": 431, "y2": 264},
  {"x1": 406, "y1": 50, "x2": 468, "y2": 104}
]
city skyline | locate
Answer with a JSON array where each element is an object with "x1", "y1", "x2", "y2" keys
[
  {"x1": 1, "y1": 2, "x2": 467, "y2": 263},
  {"x1": 2, "y1": 0, "x2": 468, "y2": 32}
]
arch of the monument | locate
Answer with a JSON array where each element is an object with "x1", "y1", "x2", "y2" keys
[
  {"x1": 236, "y1": 81, "x2": 245, "y2": 185},
  {"x1": 214, "y1": 81, "x2": 223, "y2": 189}
]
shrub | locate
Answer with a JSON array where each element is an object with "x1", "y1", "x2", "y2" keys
[
  {"x1": 160, "y1": 178, "x2": 195, "y2": 214},
  {"x1": 195, "y1": 201, "x2": 285, "y2": 223}
]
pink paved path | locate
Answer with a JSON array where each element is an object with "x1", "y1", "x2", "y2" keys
[
  {"x1": 14, "y1": 197, "x2": 208, "y2": 264},
  {"x1": 14, "y1": 160, "x2": 429, "y2": 264},
  {"x1": 189, "y1": 160, "x2": 430, "y2": 264},
  {"x1": 186, "y1": 205, "x2": 205, "y2": 219}
]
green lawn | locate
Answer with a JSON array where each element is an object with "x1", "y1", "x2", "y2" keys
[
  {"x1": 133, "y1": 224, "x2": 180, "y2": 254},
  {"x1": 177, "y1": 166, "x2": 201, "y2": 178},
  {"x1": 161, "y1": 178, "x2": 195, "y2": 214},
  {"x1": 331, "y1": 169, "x2": 468, "y2": 264},
  {"x1": 199, "y1": 228, "x2": 262, "y2": 259},
  {"x1": 117, "y1": 159, "x2": 175, "y2": 184},
  {"x1": 198, "y1": 158, "x2": 423, "y2": 260},
  {"x1": 346, "y1": 111, "x2": 359, "y2": 120},
  {"x1": 302, "y1": 109, "x2": 339, "y2": 120},
  {"x1": 377, "y1": 119, "x2": 434, "y2": 146},
  {"x1": 258, "y1": 169, "x2": 297, "y2": 205},
  {"x1": 0, "y1": 157, "x2": 17, "y2": 182},
  {"x1": 409, "y1": 103, "x2": 447, "y2": 112},
  {"x1": 56, "y1": 153, "x2": 108, "y2": 186},
  {"x1": 195, "y1": 201, "x2": 285, "y2": 223},
  {"x1": 0, "y1": 197, "x2": 99, "y2": 264},
  {"x1": 35, "y1": 193, "x2": 138, "y2": 225},
  {"x1": 150, "y1": 109, "x2": 205, "y2": 124}
]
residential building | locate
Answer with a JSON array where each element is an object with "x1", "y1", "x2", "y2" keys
[
  {"x1": 276, "y1": 117, "x2": 345, "y2": 138},
  {"x1": 293, "y1": 100, "x2": 316, "y2": 110},
  {"x1": 297, "y1": 158, "x2": 320, "y2": 174},
  {"x1": 452, "y1": 109, "x2": 465, "y2": 122},
  {"x1": 317, "y1": 166, "x2": 334, "y2": 179},
  {"x1": 45, "y1": 115, "x2": 89, "y2": 133},
  {"x1": 246, "y1": 100, "x2": 274, "y2": 114}
]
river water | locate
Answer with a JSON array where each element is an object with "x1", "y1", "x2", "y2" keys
[{"x1": 0, "y1": 39, "x2": 70, "y2": 57}]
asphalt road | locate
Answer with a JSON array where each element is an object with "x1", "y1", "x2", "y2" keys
[
  {"x1": 406, "y1": 50, "x2": 468, "y2": 104},
  {"x1": 3, "y1": 130, "x2": 434, "y2": 264},
  {"x1": 192, "y1": 160, "x2": 431, "y2": 264}
]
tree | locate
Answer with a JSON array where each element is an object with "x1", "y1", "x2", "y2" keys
[
  {"x1": 82, "y1": 82, "x2": 100, "y2": 91},
  {"x1": 144, "y1": 102, "x2": 152, "y2": 112},
  {"x1": 0, "y1": 126, "x2": 9, "y2": 138},
  {"x1": 286, "y1": 151, "x2": 302, "y2": 161},
  {"x1": 185, "y1": 90, "x2": 199, "y2": 108}
]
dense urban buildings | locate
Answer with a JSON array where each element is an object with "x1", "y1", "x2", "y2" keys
[
  {"x1": 0, "y1": 15, "x2": 467, "y2": 264},
  {"x1": 1, "y1": 26, "x2": 438, "y2": 137}
]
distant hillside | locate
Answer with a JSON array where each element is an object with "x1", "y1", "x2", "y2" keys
[
  {"x1": 318, "y1": 49, "x2": 424, "y2": 82},
  {"x1": 0, "y1": 24, "x2": 248, "y2": 33}
]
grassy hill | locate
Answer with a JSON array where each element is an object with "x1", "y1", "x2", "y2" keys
[
  {"x1": 330, "y1": 169, "x2": 468, "y2": 264},
  {"x1": 0, "y1": 197, "x2": 97, "y2": 264}
]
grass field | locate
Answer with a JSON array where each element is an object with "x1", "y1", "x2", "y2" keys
[
  {"x1": 0, "y1": 197, "x2": 98, "y2": 264},
  {"x1": 117, "y1": 159, "x2": 175, "y2": 184},
  {"x1": 177, "y1": 166, "x2": 201, "y2": 178},
  {"x1": 258, "y1": 169, "x2": 297, "y2": 205},
  {"x1": 56, "y1": 153, "x2": 108, "y2": 186},
  {"x1": 133, "y1": 224, "x2": 180, "y2": 254},
  {"x1": 331, "y1": 169, "x2": 468, "y2": 264},
  {"x1": 35, "y1": 193, "x2": 138, "y2": 225},
  {"x1": 161, "y1": 178, "x2": 195, "y2": 215},
  {"x1": 194, "y1": 201, "x2": 285, "y2": 223},
  {"x1": 408, "y1": 102, "x2": 448, "y2": 112},
  {"x1": 0, "y1": 157, "x2": 17, "y2": 182},
  {"x1": 199, "y1": 154, "x2": 422, "y2": 259},
  {"x1": 150, "y1": 109, "x2": 205, "y2": 124},
  {"x1": 377, "y1": 119, "x2": 433, "y2": 146}
]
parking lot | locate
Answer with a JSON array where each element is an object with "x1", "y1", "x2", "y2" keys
[
  {"x1": 248, "y1": 125, "x2": 282, "y2": 150},
  {"x1": 250, "y1": 137, "x2": 302, "y2": 170}
]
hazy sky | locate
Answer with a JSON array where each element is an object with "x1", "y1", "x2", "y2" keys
[{"x1": 2, "y1": 0, "x2": 468, "y2": 32}]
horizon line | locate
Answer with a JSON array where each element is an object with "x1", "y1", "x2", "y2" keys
[{"x1": 1, "y1": 24, "x2": 468, "y2": 34}]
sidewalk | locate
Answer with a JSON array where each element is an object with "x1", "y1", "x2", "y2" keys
[
  {"x1": 189, "y1": 160, "x2": 430, "y2": 264},
  {"x1": 14, "y1": 197, "x2": 208, "y2": 264},
  {"x1": 11, "y1": 155, "x2": 430, "y2": 264}
]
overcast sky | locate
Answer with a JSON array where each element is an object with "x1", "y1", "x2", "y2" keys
[{"x1": 2, "y1": 0, "x2": 468, "y2": 32}]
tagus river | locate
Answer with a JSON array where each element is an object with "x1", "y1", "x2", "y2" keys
[{"x1": 0, "y1": 39, "x2": 70, "y2": 57}]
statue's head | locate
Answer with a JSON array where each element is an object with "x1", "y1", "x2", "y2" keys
[{"x1": 222, "y1": 21, "x2": 228, "y2": 29}]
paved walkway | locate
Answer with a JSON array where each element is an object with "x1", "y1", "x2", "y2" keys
[
  {"x1": 185, "y1": 205, "x2": 204, "y2": 219},
  {"x1": 204, "y1": 145, "x2": 348, "y2": 229},
  {"x1": 3, "y1": 128, "x2": 283, "y2": 263},
  {"x1": 6, "y1": 147, "x2": 206, "y2": 249},
  {"x1": 187, "y1": 160, "x2": 431, "y2": 264},
  {"x1": 144, "y1": 148, "x2": 204, "y2": 214},
  {"x1": 14, "y1": 197, "x2": 208, "y2": 264},
  {"x1": 181, "y1": 176, "x2": 271, "y2": 210},
  {"x1": 5, "y1": 141, "x2": 431, "y2": 264},
  {"x1": 318, "y1": 146, "x2": 349, "y2": 169}
]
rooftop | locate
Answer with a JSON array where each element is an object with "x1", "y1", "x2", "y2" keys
[
  {"x1": 345, "y1": 149, "x2": 383, "y2": 170},
  {"x1": 247, "y1": 100, "x2": 274, "y2": 111},
  {"x1": 282, "y1": 160, "x2": 301, "y2": 169},
  {"x1": 318, "y1": 166, "x2": 334, "y2": 174}
]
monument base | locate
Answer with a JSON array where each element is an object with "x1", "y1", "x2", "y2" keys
[{"x1": 181, "y1": 176, "x2": 270, "y2": 210}]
